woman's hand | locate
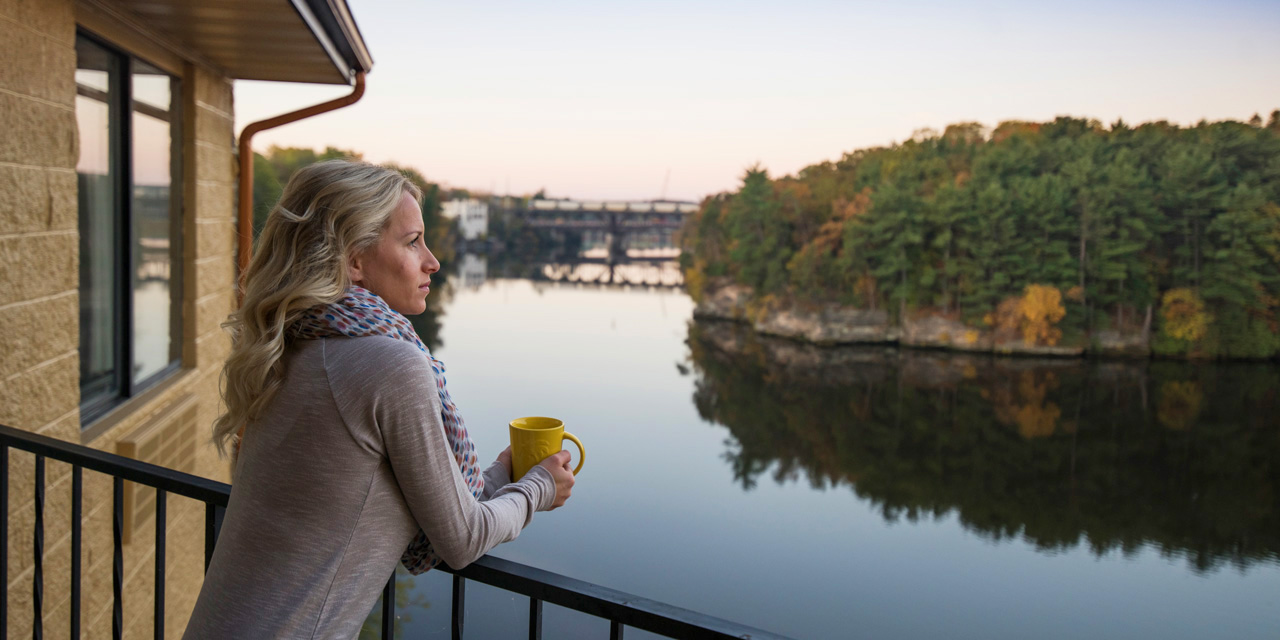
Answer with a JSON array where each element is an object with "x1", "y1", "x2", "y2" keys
[
  {"x1": 537, "y1": 450, "x2": 576, "y2": 510},
  {"x1": 496, "y1": 446, "x2": 513, "y2": 481}
]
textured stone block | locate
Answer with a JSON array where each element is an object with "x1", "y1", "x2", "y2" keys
[
  {"x1": 0, "y1": 354, "x2": 78, "y2": 430},
  {"x1": 0, "y1": 292, "x2": 77, "y2": 379},
  {"x1": 193, "y1": 71, "x2": 233, "y2": 115},
  {"x1": 36, "y1": 411, "x2": 79, "y2": 441},
  {"x1": 195, "y1": 290, "x2": 233, "y2": 340},
  {"x1": 194, "y1": 141, "x2": 234, "y2": 184},
  {"x1": 194, "y1": 256, "x2": 235, "y2": 300},
  {"x1": 81, "y1": 556, "x2": 114, "y2": 637},
  {"x1": 163, "y1": 499, "x2": 207, "y2": 636},
  {"x1": 48, "y1": 169, "x2": 76, "y2": 229},
  {"x1": 0, "y1": 18, "x2": 42, "y2": 97},
  {"x1": 41, "y1": 592, "x2": 73, "y2": 640},
  {"x1": 75, "y1": 492, "x2": 171, "y2": 634},
  {"x1": 194, "y1": 218, "x2": 234, "y2": 261},
  {"x1": 79, "y1": 485, "x2": 114, "y2": 568},
  {"x1": 6, "y1": 573, "x2": 32, "y2": 635},
  {"x1": 194, "y1": 180, "x2": 235, "y2": 222},
  {"x1": 0, "y1": 92, "x2": 76, "y2": 167},
  {"x1": 0, "y1": 163, "x2": 47, "y2": 233},
  {"x1": 31, "y1": 524, "x2": 74, "y2": 636},
  {"x1": 3, "y1": 0, "x2": 74, "y2": 43},
  {"x1": 6, "y1": 467, "x2": 74, "y2": 583},
  {"x1": 194, "y1": 106, "x2": 234, "y2": 148},
  {"x1": 0, "y1": 21, "x2": 77, "y2": 105},
  {"x1": 41, "y1": 37, "x2": 76, "y2": 105},
  {"x1": 0, "y1": 231, "x2": 77, "y2": 301},
  {"x1": 194, "y1": 331, "x2": 232, "y2": 372},
  {"x1": 0, "y1": 165, "x2": 75, "y2": 234},
  {"x1": 4, "y1": 451, "x2": 72, "y2": 552}
]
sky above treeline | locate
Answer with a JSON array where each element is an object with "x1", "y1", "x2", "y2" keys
[{"x1": 233, "y1": 0, "x2": 1280, "y2": 202}]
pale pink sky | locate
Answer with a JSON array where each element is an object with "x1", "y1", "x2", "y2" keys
[{"x1": 234, "y1": 0, "x2": 1280, "y2": 201}]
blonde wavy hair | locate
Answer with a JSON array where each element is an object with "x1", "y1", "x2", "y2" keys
[{"x1": 212, "y1": 159, "x2": 422, "y2": 456}]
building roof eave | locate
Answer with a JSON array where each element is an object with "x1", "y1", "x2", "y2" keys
[{"x1": 99, "y1": 0, "x2": 373, "y2": 85}]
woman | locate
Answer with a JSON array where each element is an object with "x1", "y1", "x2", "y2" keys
[{"x1": 184, "y1": 160, "x2": 575, "y2": 639}]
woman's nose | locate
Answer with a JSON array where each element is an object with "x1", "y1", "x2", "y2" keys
[{"x1": 424, "y1": 248, "x2": 440, "y2": 273}]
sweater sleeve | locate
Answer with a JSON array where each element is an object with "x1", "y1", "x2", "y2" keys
[
  {"x1": 335, "y1": 338, "x2": 555, "y2": 569},
  {"x1": 481, "y1": 459, "x2": 513, "y2": 500}
]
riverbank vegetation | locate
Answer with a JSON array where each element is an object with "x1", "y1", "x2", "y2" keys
[{"x1": 679, "y1": 113, "x2": 1280, "y2": 358}]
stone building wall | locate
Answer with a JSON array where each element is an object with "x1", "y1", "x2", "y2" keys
[{"x1": 0, "y1": 0, "x2": 237, "y2": 636}]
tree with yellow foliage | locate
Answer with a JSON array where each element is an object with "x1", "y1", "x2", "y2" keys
[
  {"x1": 989, "y1": 284, "x2": 1067, "y2": 346},
  {"x1": 1019, "y1": 285, "x2": 1067, "y2": 346},
  {"x1": 1160, "y1": 288, "x2": 1210, "y2": 342}
]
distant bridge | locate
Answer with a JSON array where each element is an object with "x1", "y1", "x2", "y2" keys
[
  {"x1": 509, "y1": 199, "x2": 698, "y2": 257},
  {"x1": 516, "y1": 199, "x2": 698, "y2": 231}
]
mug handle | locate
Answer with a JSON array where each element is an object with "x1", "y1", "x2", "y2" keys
[{"x1": 561, "y1": 432, "x2": 585, "y2": 475}]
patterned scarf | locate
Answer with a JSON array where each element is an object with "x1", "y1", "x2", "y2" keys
[{"x1": 292, "y1": 286, "x2": 483, "y2": 574}]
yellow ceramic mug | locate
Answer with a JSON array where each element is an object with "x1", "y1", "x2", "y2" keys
[{"x1": 509, "y1": 417, "x2": 585, "y2": 481}]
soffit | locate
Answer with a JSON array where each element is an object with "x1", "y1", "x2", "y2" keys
[{"x1": 102, "y1": 0, "x2": 372, "y2": 85}]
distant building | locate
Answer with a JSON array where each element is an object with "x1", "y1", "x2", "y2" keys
[{"x1": 443, "y1": 198, "x2": 489, "y2": 240}]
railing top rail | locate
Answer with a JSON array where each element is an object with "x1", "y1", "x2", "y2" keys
[
  {"x1": 441, "y1": 555, "x2": 795, "y2": 640},
  {"x1": 0, "y1": 423, "x2": 231, "y2": 506}
]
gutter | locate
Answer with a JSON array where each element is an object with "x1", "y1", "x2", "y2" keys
[{"x1": 235, "y1": 71, "x2": 366, "y2": 298}]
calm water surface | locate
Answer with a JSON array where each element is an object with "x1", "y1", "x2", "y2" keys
[{"x1": 366, "y1": 265, "x2": 1280, "y2": 640}]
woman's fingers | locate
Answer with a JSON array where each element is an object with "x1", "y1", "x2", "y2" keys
[{"x1": 536, "y1": 450, "x2": 575, "y2": 510}]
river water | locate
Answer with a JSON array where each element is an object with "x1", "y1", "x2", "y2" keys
[{"x1": 363, "y1": 258, "x2": 1280, "y2": 640}]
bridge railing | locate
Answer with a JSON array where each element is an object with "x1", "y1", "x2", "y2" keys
[
  {"x1": 528, "y1": 200, "x2": 699, "y2": 214},
  {"x1": 0, "y1": 423, "x2": 790, "y2": 640}
]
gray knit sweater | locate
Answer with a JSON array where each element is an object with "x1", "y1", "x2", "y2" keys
[{"x1": 183, "y1": 336, "x2": 556, "y2": 639}]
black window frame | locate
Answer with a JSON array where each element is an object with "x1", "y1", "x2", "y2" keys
[{"x1": 76, "y1": 29, "x2": 184, "y2": 426}]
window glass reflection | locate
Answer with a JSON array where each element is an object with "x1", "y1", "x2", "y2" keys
[
  {"x1": 131, "y1": 58, "x2": 179, "y2": 384},
  {"x1": 76, "y1": 36, "x2": 119, "y2": 402}
]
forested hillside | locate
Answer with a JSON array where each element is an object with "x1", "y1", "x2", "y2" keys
[{"x1": 680, "y1": 113, "x2": 1280, "y2": 358}]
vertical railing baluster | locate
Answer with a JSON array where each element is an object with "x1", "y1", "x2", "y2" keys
[
  {"x1": 33, "y1": 454, "x2": 44, "y2": 640},
  {"x1": 154, "y1": 489, "x2": 166, "y2": 640},
  {"x1": 203, "y1": 503, "x2": 224, "y2": 573},
  {"x1": 1, "y1": 446, "x2": 7, "y2": 639},
  {"x1": 451, "y1": 574, "x2": 465, "y2": 640},
  {"x1": 113, "y1": 476, "x2": 123, "y2": 640},
  {"x1": 71, "y1": 466, "x2": 81, "y2": 640},
  {"x1": 528, "y1": 598, "x2": 542, "y2": 640},
  {"x1": 610, "y1": 620, "x2": 624, "y2": 640},
  {"x1": 380, "y1": 573, "x2": 395, "y2": 640}
]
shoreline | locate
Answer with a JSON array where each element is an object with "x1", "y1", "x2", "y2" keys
[{"x1": 692, "y1": 282, "x2": 1272, "y2": 362}]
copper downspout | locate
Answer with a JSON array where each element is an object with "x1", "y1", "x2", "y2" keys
[{"x1": 235, "y1": 72, "x2": 367, "y2": 299}]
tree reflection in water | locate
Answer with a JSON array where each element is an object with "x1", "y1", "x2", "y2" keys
[{"x1": 687, "y1": 319, "x2": 1280, "y2": 573}]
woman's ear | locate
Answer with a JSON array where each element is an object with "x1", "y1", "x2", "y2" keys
[{"x1": 347, "y1": 252, "x2": 364, "y2": 285}]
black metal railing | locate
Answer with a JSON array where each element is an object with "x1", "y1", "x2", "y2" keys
[{"x1": 0, "y1": 423, "x2": 789, "y2": 640}]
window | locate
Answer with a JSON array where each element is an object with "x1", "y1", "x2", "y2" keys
[{"x1": 76, "y1": 32, "x2": 183, "y2": 425}]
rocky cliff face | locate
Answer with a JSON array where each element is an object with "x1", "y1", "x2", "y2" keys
[
  {"x1": 754, "y1": 306, "x2": 894, "y2": 345},
  {"x1": 693, "y1": 280, "x2": 894, "y2": 345},
  {"x1": 694, "y1": 281, "x2": 1145, "y2": 357},
  {"x1": 693, "y1": 281, "x2": 752, "y2": 321}
]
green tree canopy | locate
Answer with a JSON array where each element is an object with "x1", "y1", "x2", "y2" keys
[{"x1": 680, "y1": 113, "x2": 1280, "y2": 358}]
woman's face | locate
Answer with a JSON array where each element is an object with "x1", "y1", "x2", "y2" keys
[{"x1": 348, "y1": 190, "x2": 440, "y2": 315}]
